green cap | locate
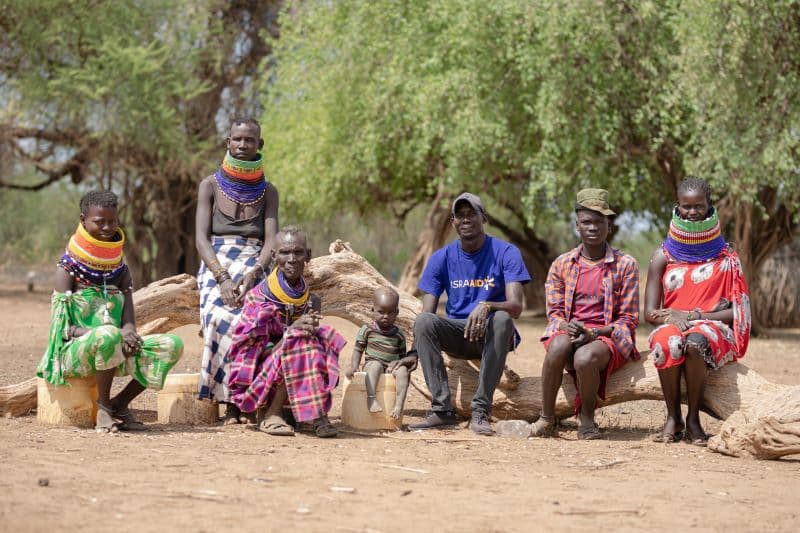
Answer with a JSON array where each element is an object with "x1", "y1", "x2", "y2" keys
[{"x1": 576, "y1": 188, "x2": 615, "y2": 216}]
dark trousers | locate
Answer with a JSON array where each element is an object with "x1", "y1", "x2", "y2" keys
[{"x1": 413, "y1": 311, "x2": 513, "y2": 414}]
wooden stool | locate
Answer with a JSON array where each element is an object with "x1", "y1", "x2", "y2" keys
[
  {"x1": 37, "y1": 376, "x2": 98, "y2": 428},
  {"x1": 341, "y1": 372, "x2": 402, "y2": 431},
  {"x1": 157, "y1": 373, "x2": 218, "y2": 425}
]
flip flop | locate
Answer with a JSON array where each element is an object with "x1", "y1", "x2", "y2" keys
[
  {"x1": 259, "y1": 418, "x2": 295, "y2": 436},
  {"x1": 95, "y1": 403, "x2": 119, "y2": 434},
  {"x1": 221, "y1": 403, "x2": 241, "y2": 426},
  {"x1": 577, "y1": 424, "x2": 603, "y2": 440},
  {"x1": 312, "y1": 416, "x2": 338, "y2": 438},
  {"x1": 652, "y1": 430, "x2": 685, "y2": 443},
  {"x1": 685, "y1": 430, "x2": 709, "y2": 447},
  {"x1": 531, "y1": 416, "x2": 558, "y2": 438},
  {"x1": 113, "y1": 406, "x2": 147, "y2": 431},
  {"x1": 238, "y1": 411, "x2": 257, "y2": 425}
]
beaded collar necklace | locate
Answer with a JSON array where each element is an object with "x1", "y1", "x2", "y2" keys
[
  {"x1": 60, "y1": 224, "x2": 126, "y2": 288},
  {"x1": 262, "y1": 268, "x2": 310, "y2": 324},
  {"x1": 214, "y1": 151, "x2": 267, "y2": 206},
  {"x1": 663, "y1": 207, "x2": 727, "y2": 263}
]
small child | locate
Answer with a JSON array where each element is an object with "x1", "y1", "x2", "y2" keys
[
  {"x1": 37, "y1": 190, "x2": 184, "y2": 432},
  {"x1": 346, "y1": 287, "x2": 417, "y2": 419}
]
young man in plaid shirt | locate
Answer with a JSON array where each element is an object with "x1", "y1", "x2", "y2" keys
[{"x1": 533, "y1": 189, "x2": 639, "y2": 440}]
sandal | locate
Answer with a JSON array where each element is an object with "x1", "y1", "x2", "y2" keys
[
  {"x1": 531, "y1": 414, "x2": 558, "y2": 438},
  {"x1": 652, "y1": 429, "x2": 685, "y2": 443},
  {"x1": 113, "y1": 406, "x2": 147, "y2": 431},
  {"x1": 238, "y1": 411, "x2": 257, "y2": 425},
  {"x1": 95, "y1": 403, "x2": 119, "y2": 434},
  {"x1": 221, "y1": 403, "x2": 241, "y2": 426},
  {"x1": 685, "y1": 430, "x2": 709, "y2": 447},
  {"x1": 577, "y1": 423, "x2": 603, "y2": 440},
  {"x1": 259, "y1": 416, "x2": 295, "y2": 436},
  {"x1": 312, "y1": 416, "x2": 338, "y2": 438}
]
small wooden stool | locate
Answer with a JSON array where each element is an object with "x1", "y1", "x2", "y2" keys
[
  {"x1": 157, "y1": 373, "x2": 218, "y2": 425},
  {"x1": 341, "y1": 372, "x2": 403, "y2": 431},
  {"x1": 37, "y1": 376, "x2": 98, "y2": 428}
]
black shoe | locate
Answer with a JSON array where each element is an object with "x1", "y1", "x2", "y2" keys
[
  {"x1": 469, "y1": 409, "x2": 494, "y2": 436},
  {"x1": 408, "y1": 410, "x2": 458, "y2": 430}
]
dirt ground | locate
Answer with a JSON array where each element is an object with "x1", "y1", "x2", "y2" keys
[{"x1": 1, "y1": 284, "x2": 799, "y2": 532}]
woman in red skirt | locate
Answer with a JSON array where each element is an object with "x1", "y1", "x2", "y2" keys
[{"x1": 644, "y1": 177, "x2": 751, "y2": 445}]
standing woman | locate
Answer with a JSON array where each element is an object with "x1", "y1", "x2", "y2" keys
[
  {"x1": 645, "y1": 177, "x2": 751, "y2": 445},
  {"x1": 195, "y1": 117, "x2": 279, "y2": 424}
]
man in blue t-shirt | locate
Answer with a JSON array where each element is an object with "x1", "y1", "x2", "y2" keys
[{"x1": 409, "y1": 192, "x2": 531, "y2": 435}]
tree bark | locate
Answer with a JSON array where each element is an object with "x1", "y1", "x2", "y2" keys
[
  {"x1": 717, "y1": 188, "x2": 798, "y2": 333},
  {"x1": 397, "y1": 188, "x2": 453, "y2": 296},
  {"x1": 0, "y1": 378, "x2": 38, "y2": 417}
]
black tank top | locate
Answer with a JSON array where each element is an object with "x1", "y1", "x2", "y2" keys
[{"x1": 210, "y1": 184, "x2": 266, "y2": 240}]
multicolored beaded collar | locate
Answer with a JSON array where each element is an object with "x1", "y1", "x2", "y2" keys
[
  {"x1": 59, "y1": 223, "x2": 126, "y2": 286},
  {"x1": 663, "y1": 207, "x2": 727, "y2": 263},
  {"x1": 214, "y1": 151, "x2": 267, "y2": 206}
]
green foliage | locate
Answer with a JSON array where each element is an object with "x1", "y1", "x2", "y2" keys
[
  {"x1": 673, "y1": 0, "x2": 800, "y2": 212},
  {"x1": 527, "y1": 1, "x2": 684, "y2": 220},
  {"x1": 1, "y1": 0, "x2": 211, "y2": 154},
  {"x1": 262, "y1": 0, "x2": 543, "y2": 220},
  {"x1": 0, "y1": 174, "x2": 80, "y2": 269},
  {"x1": 261, "y1": 1, "x2": 690, "y2": 226}
]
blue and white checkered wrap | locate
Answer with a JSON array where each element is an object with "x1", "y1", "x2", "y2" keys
[{"x1": 197, "y1": 236, "x2": 264, "y2": 401}]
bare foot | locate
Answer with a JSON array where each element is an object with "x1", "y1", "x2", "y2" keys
[
  {"x1": 367, "y1": 396, "x2": 383, "y2": 413},
  {"x1": 389, "y1": 406, "x2": 402, "y2": 419}
]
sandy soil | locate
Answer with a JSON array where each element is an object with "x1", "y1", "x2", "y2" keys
[{"x1": 1, "y1": 284, "x2": 799, "y2": 532}]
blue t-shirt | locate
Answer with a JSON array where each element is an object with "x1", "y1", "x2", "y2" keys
[{"x1": 418, "y1": 236, "x2": 531, "y2": 319}]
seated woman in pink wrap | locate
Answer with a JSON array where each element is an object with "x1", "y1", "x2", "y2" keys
[{"x1": 226, "y1": 226, "x2": 345, "y2": 437}]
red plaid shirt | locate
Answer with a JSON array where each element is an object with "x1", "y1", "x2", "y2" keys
[{"x1": 541, "y1": 244, "x2": 640, "y2": 361}]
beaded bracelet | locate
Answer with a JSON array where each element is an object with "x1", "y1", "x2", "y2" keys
[{"x1": 214, "y1": 269, "x2": 232, "y2": 283}]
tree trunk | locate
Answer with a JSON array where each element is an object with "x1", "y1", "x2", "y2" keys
[
  {"x1": 717, "y1": 187, "x2": 798, "y2": 333},
  {"x1": 751, "y1": 239, "x2": 800, "y2": 328},
  {"x1": 397, "y1": 189, "x2": 453, "y2": 296}
]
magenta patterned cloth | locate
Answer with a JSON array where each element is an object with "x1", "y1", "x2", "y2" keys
[{"x1": 227, "y1": 289, "x2": 345, "y2": 422}]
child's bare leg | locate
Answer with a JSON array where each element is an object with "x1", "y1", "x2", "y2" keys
[
  {"x1": 364, "y1": 360, "x2": 384, "y2": 413},
  {"x1": 390, "y1": 366, "x2": 410, "y2": 419}
]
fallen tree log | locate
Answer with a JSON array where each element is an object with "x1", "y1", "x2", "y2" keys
[
  {"x1": 1, "y1": 241, "x2": 798, "y2": 459},
  {"x1": 0, "y1": 377, "x2": 37, "y2": 417},
  {"x1": 135, "y1": 274, "x2": 201, "y2": 336},
  {"x1": 708, "y1": 385, "x2": 800, "y2": 459}
]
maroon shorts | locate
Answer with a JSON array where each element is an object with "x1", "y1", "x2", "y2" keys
[{"x1": 542, "y1": 330, "x2": 626, "y2": 414}]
